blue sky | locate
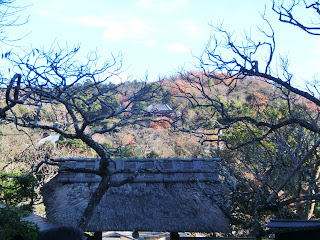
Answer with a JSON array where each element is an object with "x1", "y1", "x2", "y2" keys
[{"x1": 5, "y1": 0, "x2": 320, "y2": 87}]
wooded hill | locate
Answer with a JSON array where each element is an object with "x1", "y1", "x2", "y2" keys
[
  {"x1": 0, "y1": 71, "x2": 309, "y2": 166},
  {"x1": 1, "y1": 70, "x2": 319, "y2": 237}
]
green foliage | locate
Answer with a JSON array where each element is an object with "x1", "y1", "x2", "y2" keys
[
  {"x1": 132, "y1": 83, "x2": 175, "y2": 111},
  {"x1": 102, "y1": 140, "x2": 113, "y2": 155},
  {"x1": 208, "y1": 78, "x2": 215, "y2": 87},
  {"x1": 0, "y1": 206, "x2": 39, "y2": 240},
  {"x1": 173, "y1": 142, "x2": 184, "y2": 157},
  {"x1": 222, "y1": 100, "x2": 304, "y2": 150},
  {"x1": 40, "y1": 108, "x2": 55, "y2": 122},
  {"x1": 0, "y1": 173, "x2": 37, "y2": 211},
  {"x1": 37, "y1": 140, "x2": 55, "y2": 154},
  {"x1": 0, "y1": 173, "x2": 39, "y2": 240},
  {"x1": 102, "y1": 140, "x2": 112, "y2": 149},
  {"x1": 17, "y1": 105, "x2": 28, "y2": 117},
  {"x1": 57, "y1": 136, "x2": 89, "y2": 152},
  {"x1": 146, "y1": 150, "x2": 159, "y2": 158},
  {"x1": 118, "y1": 146, "x2": 142, "y2": 158},
  {"x1": 132, "y1": 100, "x2": 148, "y2": 112},
  {"x1": 72, "y1": 80, "x2": 121, "y2": 120},
  {"x1": 147, "y1": 83, "x2": 173, "y2": 105}
]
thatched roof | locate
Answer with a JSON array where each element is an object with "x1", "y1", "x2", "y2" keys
[{"x1": 41, "y1": 158, "x2": 230, "y2": 233}]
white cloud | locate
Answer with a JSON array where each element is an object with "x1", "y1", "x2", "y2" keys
[
  {"x1": 136, "y1": 0, "x2": 187, "y2": 8},
  {"x1": 313, "y1": 39, "x2": 320, "y2": 55},
  {"x1": 71, "y1": 15, "x2": 109, "y2": 27},
  {"x1": 167, "y1": 43, "x2": 189, "y2": 53},
  {"x1": 102, "y1": 22, "x2": 127, "y2": 41},
  {"x1": 107, "y1": 73, "x2": 128, "y2": 84},
  {"x1": 129, "y1": 18, "x2": 151, "y2": 36},
  {"x1": 180, "y1": 20, "x2": 199, "y2": 35},
  {"x1": 98, "y1": 70, "x2": 132, "y2": 84},
  {"x1": 102, "y1": 18, "x2": 152, "y2": 41},
  {"x1": 36, "y1": 9, "x2": 52, "y2": 17},
  {"x1": 69, "y1": 15, "x2": 152, "y2": 42},
  {"x1": 136, "y1": 39, "x2": 157, "y2": 46},
  {"x1": 33, "y1": 2, "x2": 69, "y2": 17},
  {"x1": 136, "y1": 0, "x2": 161, "y2": 7}
]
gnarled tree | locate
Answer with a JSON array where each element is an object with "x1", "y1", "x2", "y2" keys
[
  {"x1": 0, "y1": 44, "x2": 172, "y2": 230},
  {"x1": 173, "y1": 0, "x2": 320, "y2": 237}
]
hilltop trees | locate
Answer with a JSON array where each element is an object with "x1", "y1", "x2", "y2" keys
[
  {"x1": 173, "y1": 0, "x2": 320, "y2": 237},
  {"x1": 131, "y1": 82, "x2": 175, "y2": 112}
]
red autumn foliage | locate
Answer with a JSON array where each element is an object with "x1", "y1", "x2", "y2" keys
[
  {"x1": 121, "y1": 133, "x2": 135, "y2": 145},
  {"x1": 149, "y1": 117, "x2": 172, "y2": 129},
  {"x1": 246, "y1": 92, "x2": 269, "y2": 108},
  {"x1": 118, "y1": 94, "x2": 132, "y2": 110},
  {"x1": 170, "y1": 86, "x2": 190, "y2": 96}
]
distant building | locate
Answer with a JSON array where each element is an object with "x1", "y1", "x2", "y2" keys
[{"x1": 146, "y1": 104, "x2": 175, "y2": 118}]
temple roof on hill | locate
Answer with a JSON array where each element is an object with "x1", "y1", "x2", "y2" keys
[
  {"x1": 147, "y1": 104, "x2": 173, "y2": 113},
  {"x1": 41, "y1": 158, "x2": 230, "y2": 233}
]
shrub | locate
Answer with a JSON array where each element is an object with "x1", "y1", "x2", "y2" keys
[
  {"x1": 102, "y1": 140, "x2": 112, "y2": 149},
  {"x1": 57, "y1": 136, "x2": 88, "y2": 152},
  {"x1": 0, "y1": 206, "x2": 39, "y2": 240},
  {"x1": 0, "y1": 173, "x2": 39, "y2": 240},
  {"x1": 1, "y1": 174, "x2": 37, "y2": 211}
]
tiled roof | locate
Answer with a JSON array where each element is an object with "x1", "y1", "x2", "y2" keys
[
  {"x1": 147, "y1": 104, "x2": 172, "y2": 112},
  {"x1": 267, "y1": 219, "x2": 320, "y2": 228}
]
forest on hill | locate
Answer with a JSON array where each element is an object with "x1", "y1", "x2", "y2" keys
[
  {"x1": 0, "y1": 73, "x2": 281, "y2": 167},
  {"x1": 3, "y1": 1, "x2": 320, "y2": 240}
]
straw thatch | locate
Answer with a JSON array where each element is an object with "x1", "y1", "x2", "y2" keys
[{"x1": 41, "y1": 158, "x2": 230, "y2": 233}]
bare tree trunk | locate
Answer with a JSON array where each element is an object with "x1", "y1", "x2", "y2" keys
[
  {"x1": 78, "y1": 176, "x2": 110, "y2": 230},
  {"x1": 307, "y1": 165, "x2": 320, "y2": 219}
]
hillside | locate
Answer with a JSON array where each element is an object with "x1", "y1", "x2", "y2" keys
[
  {"x1": 0, "y1": 70, "x2": 316, "y2": 225},
  {"x1": 2, "y1": 70, "x2": 314, "y2": 181},
  {"x1": 0, "y1": 72, "x2": 288, "y2": 171}
]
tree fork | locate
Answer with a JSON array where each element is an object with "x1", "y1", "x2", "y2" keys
[{"x1": 267, "y1": 138, "x2": 320, "y2": 203}]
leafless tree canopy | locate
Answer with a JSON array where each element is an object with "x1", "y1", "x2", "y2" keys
[
  {"x1": 171, "y1": 0, "x2": 320, "y2": 237},
  {"x1": 0, "y1": 42, "x2": 175, "y2": 229},
  {"x1": 272, "y1": 0, "x2": 320, "y2": 35}
]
